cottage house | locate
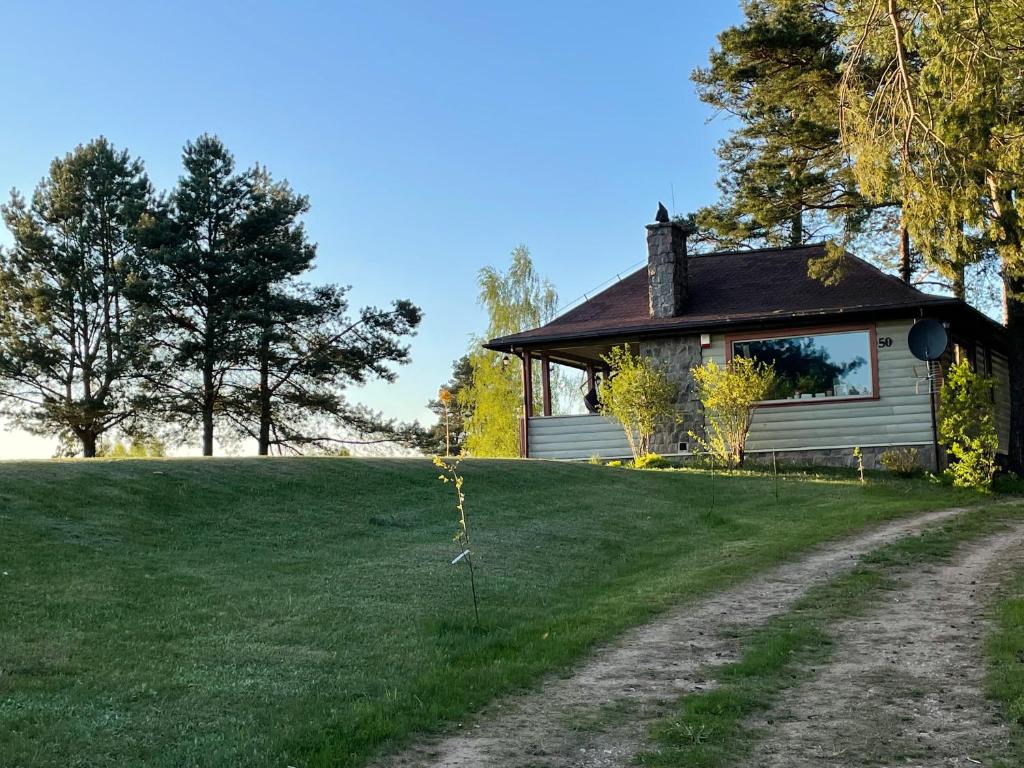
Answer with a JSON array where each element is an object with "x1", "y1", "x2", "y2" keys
[{"x1": 485, "y1": 212, "x2": 1009, "y2": 469}]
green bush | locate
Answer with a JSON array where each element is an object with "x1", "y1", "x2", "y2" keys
[
  {"x1": 690, "y1": 357, "x2": 775, "y2": 468},
  {"x1": 879, "y1": 447, "x2": 923, "y2": 477},
  {"x1": 938, "y1": 359, "x2": 998, "y2": 491},
  {"x1": 598, "y1": 345, "x2": 678, "y2": 462},
  {"x1": 634, "y1": 453, "x2": 670, "y2": 470},
  {"x1": 606, "y1": 460, "x2": 625, "y2": 468}
]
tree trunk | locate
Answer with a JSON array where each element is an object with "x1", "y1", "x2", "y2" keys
[
  {"x1": 202, "y1": 361, "x2": 215, "y2": 457},
  {"x1": 899, "y1": 222, "x2": 912, "y2": 283},
  {"x1": 81, "y1": 431, "x2": 98, "y2": 458},
  {"x1": 202, "y1": 408, "x2": 214, "y2": 456},
  {"x1": 1005, "y1": 274, "x2": 1024, "y2": 474},
  {"x1": 951, "y1": 265, "x2": 966, "y2": 301},
  {"x1": 258, "y1": 331, "x2": 272, "y2": 456},
  {"x1": 790, "y1": 208, "x2": 803, "y2": 247}
]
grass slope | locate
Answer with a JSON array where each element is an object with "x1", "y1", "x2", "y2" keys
[{"x1": 0, "y1": 458, "x2": 978, "y2": 767}]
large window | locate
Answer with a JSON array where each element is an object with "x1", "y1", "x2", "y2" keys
[{"x1": 730, "y1": 328, "x2": 875, "y2": 403}]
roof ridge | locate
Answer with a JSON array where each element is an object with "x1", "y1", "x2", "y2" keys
[{"x1": 693, "y1": 242, "x2": 826, "y2": 258}]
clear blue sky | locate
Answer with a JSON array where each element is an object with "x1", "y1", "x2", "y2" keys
[{"x1": 0, "y1": 1, "x2": 743, "y2": 456}]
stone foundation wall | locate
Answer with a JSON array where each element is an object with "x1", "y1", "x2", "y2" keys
[
  {"x1": 639, "y1": 335, "x2": 704, "y2": 455},
  {"x1": 745, "y1": 444, "x2": 937, "y2": 472}
]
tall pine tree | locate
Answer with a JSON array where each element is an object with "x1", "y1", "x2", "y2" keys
[
  {"x1": 140, "y1": 135, "x2": 255, "y2": 456},
  {"x1": 0, "y1": 138, "x2": 154, "y2": 456},
  {"x1": 691, "y1": 0, "x2": 874, "y2": 250},
  {"x1": 224, "y1": 168, "x2": 423, "y2": 454}
]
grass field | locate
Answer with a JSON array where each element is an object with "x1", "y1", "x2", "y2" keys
[
  {"x1": 0, "y1": 458, "x2": 980, "y2": 767},
  {"x1": 987, "y1": 564, "x2": 1024, "y2": 764}
]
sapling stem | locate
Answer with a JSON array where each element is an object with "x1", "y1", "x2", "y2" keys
[{"x1": 434, "y1": 456, "x2": 480, "y2": 626}]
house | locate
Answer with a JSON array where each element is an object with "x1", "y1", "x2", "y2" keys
[{"x1": 485, "y1": 212, "x2": 1010, "y2": 469}]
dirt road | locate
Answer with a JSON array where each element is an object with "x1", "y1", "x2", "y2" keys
[
  {"x1": 742, "y1": 523, "x2": 1024, "y2": 767},
  {"x1": 382, "y1": 506, "x2": 986, "y2": 768}
]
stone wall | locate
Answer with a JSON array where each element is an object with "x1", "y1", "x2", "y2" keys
[
  {"x1": 744, "y1": 444, "x2": 937, "y2": 472},
  {"x1": 639, "y1": 335, "x2": 704, "y2": 455}
]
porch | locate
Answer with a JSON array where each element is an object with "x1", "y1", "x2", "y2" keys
[
  {"x1": 514, "y1": 343, "x2": 634, "y2": 460},
  {"x1": 525, "y1": 413, "x2": 632, "y2": 460}
]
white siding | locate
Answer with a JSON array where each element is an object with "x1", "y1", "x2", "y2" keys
[
  {"x1": 706, "y1": 318, "x2": 934, "y2": 453},
  {"x1": 528, "y1": 414, "x2": 632, "y2": 460},
  {"x1": 992, "y1": 349, "x2": 1011, "y2": 454}
]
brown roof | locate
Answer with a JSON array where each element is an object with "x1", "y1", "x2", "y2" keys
[{"x1": 486, "y1": 244, "x2": 972, "y2": 350}]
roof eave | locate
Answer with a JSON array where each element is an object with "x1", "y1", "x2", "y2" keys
[{"x1": 484, "y1": 299, "x2": 985, "y2": 352}]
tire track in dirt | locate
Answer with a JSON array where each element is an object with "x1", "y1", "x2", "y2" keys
[
  {"x1": 740, "y1": 521, "x2": 1024, "y2": 768},
  {"x1": 380, "y1": 506, "x2": 972, "y2": 768}
]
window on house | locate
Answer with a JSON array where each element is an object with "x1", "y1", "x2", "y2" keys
[{"x1": 731, "y1": 329, "x2": 874, "y2": 403}]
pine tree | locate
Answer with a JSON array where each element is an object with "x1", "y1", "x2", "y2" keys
[
  {"x1": 0, "y1": 138, "x2": 154, "y2": 456},
  {"x1": 220, "y1": 169, "x2": 422, "y2": 454},
  {"x1": 227, "y1": 282, "x2": 422, "y2": 455},
  {"x1": 139, "y1": 135, "x2": 255, "y2": 456},
  {"x1": 691, "y1": 0, "x2": 877, "y2": 251}
]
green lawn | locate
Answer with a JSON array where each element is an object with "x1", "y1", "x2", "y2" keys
[
  {"x1": 0, "y1": 458, "x2": 980, "y2": 767},
  {"x1": 987, "y1": 565, "x2": 1024, "y2": 766}
]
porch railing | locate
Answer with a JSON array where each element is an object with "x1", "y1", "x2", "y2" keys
[{"x1": 525, "y1": 413, "x2": 631, "y2": 460}]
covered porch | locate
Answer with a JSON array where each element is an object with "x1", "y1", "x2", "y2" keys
[{"x1": 513, "y1": 342, "x2": 633, "y2": 460}]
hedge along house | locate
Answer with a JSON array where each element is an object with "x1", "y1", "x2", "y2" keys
[{"x1": 485, "y1": 212, "x2": 1010, "y2": 468}]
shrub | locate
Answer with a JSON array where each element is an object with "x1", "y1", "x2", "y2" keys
[
  {"x1": 634, "y1": 453, "x2": 670, "y2": 470},
  {"x1": 606, "y1": 460, "x2": 625, "y2": 468},
  {"x1": 938, "y1": 359, "x2": 998, "y2": 492},
  {"x1": 879, "y1": 447, "x2": 923, "y2": 477},
  {"x1": 598, "y1": 345, "x2": 678, "y2": 461},
  {"x1": 994, "y1": 471, "x2": 1024, "y2": 495},
  {"x1": 690, "y1": 357, "x2": 775, "y2": 468},
  {"x1": 588, "y1": 454, "x2": 603, "y2": 465}
]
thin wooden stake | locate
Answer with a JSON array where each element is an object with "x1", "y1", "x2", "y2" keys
[
  {"x1": 773, "y1": 450, "x2": 779, "y2": 503},
  {"x1": 710, "y1": 452, "x2": 716, "y2": 509}
]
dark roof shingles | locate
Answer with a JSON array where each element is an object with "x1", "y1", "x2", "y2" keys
[{"x1": 490, "y1": 245, "x2": 954, "y2": 347}]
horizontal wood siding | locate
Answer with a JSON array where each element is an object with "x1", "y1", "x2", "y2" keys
[
  {"x1": 707, "y1": 318, "x2": 934, "y2": 452},
  {"x1": 992, "y1": 350, "x2": 1011, "y2": 454},
  {"x1": 528, "y1": 414, "x2": 632, "y2": 460}
]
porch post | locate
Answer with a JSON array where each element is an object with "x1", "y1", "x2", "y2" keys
[
  {"x1": 521, "y1": 350, "x2": 533, "y2": 459},
  {"x1": 586, "y1": 364, "x2": 596, "y2": 393},
  {"x1": 522, "y1": 351, "x2": 534, "y2": 418},
  {"x1": 540, "y1": 353, "x2": 552, "y2": 417}
]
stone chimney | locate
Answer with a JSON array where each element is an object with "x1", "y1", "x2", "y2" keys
[{"x1": 646, "y1": 212, "x2": 693, "y2": 318}]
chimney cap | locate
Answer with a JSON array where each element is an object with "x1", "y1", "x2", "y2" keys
[{"x1": 655, "y1": 202, "x2": 670, "y2": 223}]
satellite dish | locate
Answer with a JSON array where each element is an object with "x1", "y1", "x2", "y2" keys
[{"x1": 908, "y1": 319, "x2": 948, "y2": 362}]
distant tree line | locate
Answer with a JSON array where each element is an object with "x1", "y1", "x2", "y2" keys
[{"x1": 0, "y1": 136, "x2": 422, "y2": 457}]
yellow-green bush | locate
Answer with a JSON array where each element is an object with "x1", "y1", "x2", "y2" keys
[
  {"x1": 879, "y1": 447, "x2": 923, "y2": 477},
  {"x1": 634, "y1": 453, "x2": 671, "y2": 470},
  {"x1": 938, "y1": 359, "x2": 998, "y2": 491}
]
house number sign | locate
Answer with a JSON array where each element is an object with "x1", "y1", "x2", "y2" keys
[{"x1": 877, "y1": 336, "x2": 894, "y2": 348}]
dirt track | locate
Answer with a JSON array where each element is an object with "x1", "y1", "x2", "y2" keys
[
  {"x1": 742, "y1": 522, "x2": 1024, "y2": 767},
  {"x1": 381, "y1": 506, "x2": 988, "y2": 768}
]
